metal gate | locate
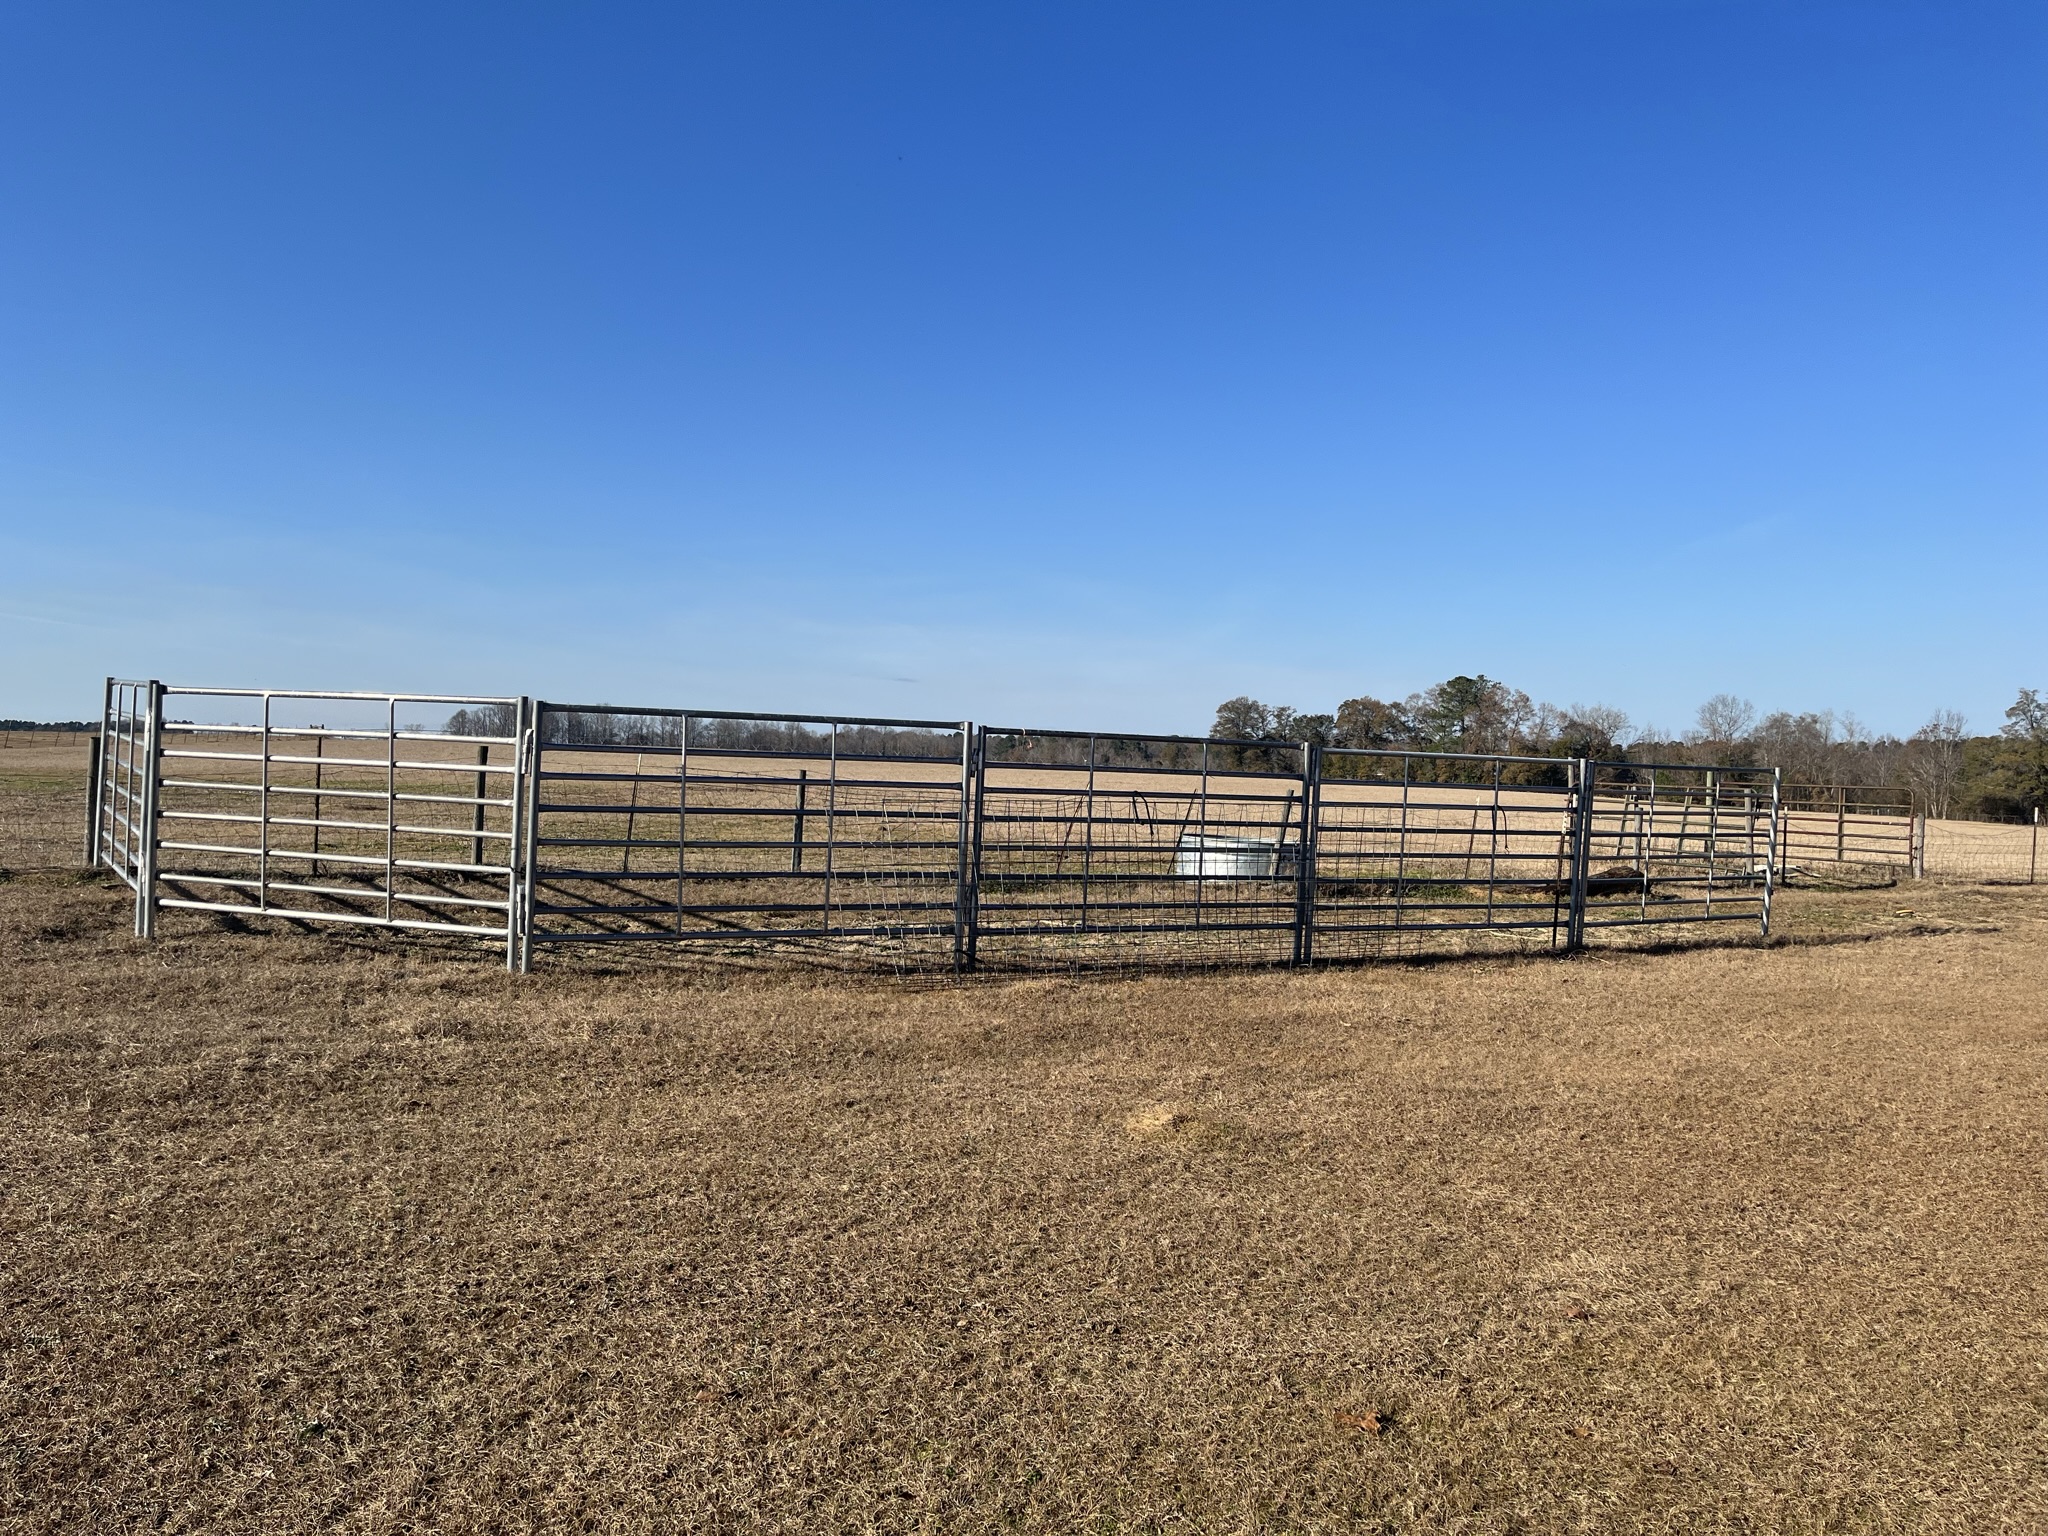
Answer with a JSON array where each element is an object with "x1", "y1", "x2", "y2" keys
[
  {"x1": 522, "y1": 705, "x2": 972, "y2": 968},
  {"x1": 91, "y1": 683, "x2": 530, "y2": 962},
  {"x1": 92, "y1": 679, "x2": 160, "y2": 931},
  {"x1": 969, "y1": 728, "x2": 1309, "y2": 968},
  {"x1": 1309, "y1": 748, "x2": 1588, "y2": 961},
  {"x1": 1576, "y1": 761, "x2": 1780, "y2": 938}
]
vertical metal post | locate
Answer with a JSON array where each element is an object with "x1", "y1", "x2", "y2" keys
[
  {"x1": 384, "y1": 697, "x2": 397, "y2": 923},
  {"x1": 1637, "y1": 770, "x2": 1655, "y2": 919},
  {"x1": 135, "y1": 681, "x2": 165, "y2": 938},
  {"x1": 126, "y1": 683, "x2": 144, "y2": 882},
  {"x1": 822, "y1": 725, "x2": 838, "y2": 936},
  {"x1": 965, "y1": 727, "x2": 989, "y2": 969},
  {"x1": 1393, "y1": 754, "x2": 1412, "y2": 931},
  {"x1": 2031, "y1": 807, "x2": 2040, "y2": 885},
  {"x1": 1703, "y1": 771, "x2": 1720, "y2": 916},
  {"x1": 1565, "y1": 759, "x2": 1592, "y2": 951},
  {"x1": 1293, "y1": 742, "x2": 1320, "y2": 965},
  {"x1": 1836, "y1": 785, "x2": 1847, "y2": 864},
  {"x1": 520, "y1": 700, "x2": 546, "y2": 971},
  {"x1": 311, "y1": 733, "x2": 324, "y2": 876},
  {"x1": 83, "y1": 730, "x2": 102, "y2": 868},
  {"x1": 952, "y1": 722, "x2": 975, "y2": 974},
  {"x1": 1484, "y1": 762, "x2": 1502, "y2": 929},
  {"x1": 673, "y1": 711, "x2": 689, "y2": 937},
  {"x1": 1759, "y1": 769, "x2": 1782, "y2": 937},
  {"x1": 791, "y1": 769, "x2": 808, "y2": 872},
  {"x1": 472, "y1": 742, "x2": 489, "y2": 871},
  {"x1": 258, "y1": 693, "x2": 272, "y2": 912},
  {"x1": 1195, "y1": 740, "x2": 1210, "y2": 929},
  {"x1": 506, "y1": 697, "x2": 530, "y2": 972},
  {"x1": 1081, "y1": 734, "x2": 1097, "y2": 934}
]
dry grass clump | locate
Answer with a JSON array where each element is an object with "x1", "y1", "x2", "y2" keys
[
  {"x1": 1120, "y1": 1100, "x2": 1244, "y2": 1149},
  {"x1": 3, "y1": 757, "x2": 2048, "y2": 1531}
]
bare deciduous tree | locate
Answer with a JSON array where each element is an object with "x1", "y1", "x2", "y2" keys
[
  {"x1": 1751, "y1": 710, "x2": 1845, "y2": 787},
  {"x1": 445, "y1": 703, "x2": 521, "y2": 737},
  {"x1": 1690, "y1": 694, "x2": 1756, "y2": 745},
  {"x1": 1902, "y1": 710, "x2": 1968, "y2": 819}
]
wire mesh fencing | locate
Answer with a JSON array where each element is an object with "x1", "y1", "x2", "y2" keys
[
  {"x1": 1920, "y1": 811, "x2": 2044, "y2": 883},
  {"x1": 970, "y1": 729, "x2": 1308, "y2": 969},
  {"x1": 524, "y1": 705, "x2": 971, "y2": 970},
  {"x1": 1756, "y1": 786, "x2": 2043, "y2": 887},
  {"x1": 0, "y1": 731, "x2": 96, "y2": 876}
]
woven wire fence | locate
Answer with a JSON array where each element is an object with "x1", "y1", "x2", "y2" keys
[
  {"x1": 0, "y1": 730, "x2": 97, "y2": 875},
  {"x1": 524, "y1": 706, "x2": 970, "y2": 972},
  {"x1": 1920, "y1": 812, "x2": 2044, "y2": 883}
]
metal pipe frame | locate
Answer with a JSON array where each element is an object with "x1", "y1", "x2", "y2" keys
[
  {"x1": 107, "y1": 681, "x2": 1797, "y2": 972},
  {"x1": 526, "y1": 703, "x2": 974, "y2": 957},
  {"x1": 134, "y1": 685, "x2": 529, "y2": 966},
  {"x1": 1576, "y1": 760, "x2": 1780, "y2": 939}
]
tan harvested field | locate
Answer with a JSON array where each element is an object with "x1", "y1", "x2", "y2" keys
[{"x1": 6, "y1": 747, "x2": 2048, "y2": 1532}]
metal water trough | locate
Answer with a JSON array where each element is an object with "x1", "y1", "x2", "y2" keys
[{"x1": 1173, "y1": 832, "x2": 1299, "y2": 879}]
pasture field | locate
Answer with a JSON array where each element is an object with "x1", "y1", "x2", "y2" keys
[{"x1": 3, "y1": 742, "x2": 2047, "y2": 1532}]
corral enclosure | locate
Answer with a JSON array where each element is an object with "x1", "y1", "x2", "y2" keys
[
  {"x1": 7, "y1": 765, "x2": 2048, "y2": 1532},
  {"x1": 94, "y1": 682, "x2": 1817, "y2": 973}
]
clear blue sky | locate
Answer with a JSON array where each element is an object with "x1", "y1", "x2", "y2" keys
[{"x1": 3, "y1": 1, "x2": 2042, "y2": 736}]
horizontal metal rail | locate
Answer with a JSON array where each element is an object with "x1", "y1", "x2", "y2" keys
[
  {"x1": 163, "y1": 873, "x2": 512, "y2": 911},
  {"x1": 156, "y1": 898, "x2": 508, "y2": 937}
]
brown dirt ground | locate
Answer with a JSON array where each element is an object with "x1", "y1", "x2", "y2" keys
[{"x1": 4, "y1": 748, "x2": 2047, "y2": 1533}]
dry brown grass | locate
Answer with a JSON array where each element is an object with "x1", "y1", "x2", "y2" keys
[{"x1": 5, "y1": 750, "x2": 2048, "y2": 1532}]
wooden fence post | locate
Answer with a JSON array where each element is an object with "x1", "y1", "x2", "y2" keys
[{"x1": 83, "y1": 731, "x2": 102, "y2": 867}]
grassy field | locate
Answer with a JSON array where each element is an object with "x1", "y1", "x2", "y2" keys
[{"x1": 4, "y1": 741, "x2": 2048, "y2": 1532}]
